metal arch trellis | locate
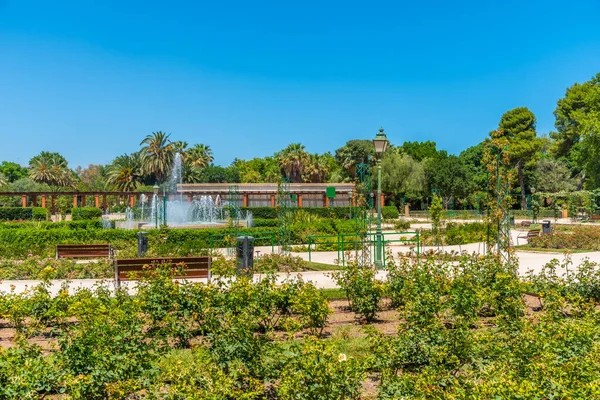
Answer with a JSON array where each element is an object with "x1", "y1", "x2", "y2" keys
[
  {"x1": 277, "y1": 179, "x2": 292, "y2": 254},
  {"x1": 485, "y1": 143, "x2": 512, "y2": 261},
  {"x1": 228, "y1": 185, "x2": 241, "y2": 255},
  {"x1": 353, "y1": 163, "x2": 373, "y2": 267}
]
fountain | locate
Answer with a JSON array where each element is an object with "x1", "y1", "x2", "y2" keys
[{"x1": 117, "y1": 153, "x2": 250, "y2": 229}]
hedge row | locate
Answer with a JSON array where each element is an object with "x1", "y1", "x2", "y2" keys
[
  {"x1": 71, "y1": 207, "x2": 103, "y2": 220},
  {"x1": 0, "y1": 207, "x2": 48, "y2": 221},
  {"x1": 242, "y1": 206, "x2": 355, "y2": 219}
]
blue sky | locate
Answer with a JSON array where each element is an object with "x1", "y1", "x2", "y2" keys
[{"x1": 1, "y1": 0, "x2": 599, "y2": 168}]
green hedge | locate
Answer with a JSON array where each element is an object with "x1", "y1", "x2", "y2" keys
[
  {"x1": 242, "y1": 206, "x2": 354, "y2": 220},
  {"x1": 382, "y1": 206, "x2": 399, "y2": 219},
  {"x1": 251, "y1": 218, "x2": 279, "y2": 227},
  {"x1": 0, "y1": 207, "x2": 48, "y2": 221},
  {"x1": 71, "y1": 207, "x2": 103, "y2": 220}
]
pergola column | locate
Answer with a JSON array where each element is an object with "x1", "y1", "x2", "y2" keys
[
  {"x1": 380, "y1": 194, "x2": 385, "y2": 208},
  {"x1": 21, "y1": 194, "x2": 27, "y2": 207},
  {"x1": 95, "y1": 194, "x2": 100, "y2": 208},
  {"x1": 41, "y1": 194, "x2": 46, "y2": 208},
  {"x1": 73, "y1": 195, "x2": 78, "y2": 208},
  {"x1": 324, "y1": 194, "x2": 329, "y2": 207},
  {"x1": 270, "y1": 194, "x2": 275, "y2": 207},
  {"x1": 297, "y1": 194, "x2": 303, "y2": 207},
  {"x1": 187, "y1": 194, "x2": 193, "y2": 203},
  {"x1": 81, "y1": 194, "x2": 86, "y2": 207},
  {"x1": 129, "y1": 195, "x2": 135, "y2": 207},
  {"x1": 243, "y1": 194, "x2": 248, "y2": 207}
]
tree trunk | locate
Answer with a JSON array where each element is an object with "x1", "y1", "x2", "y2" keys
[
  {"x1": 577, "y1": 172, "x2": 586, "y2": 191},
  {"x1": 518, "y1": 161, "x2": 527, "y2": 210}
]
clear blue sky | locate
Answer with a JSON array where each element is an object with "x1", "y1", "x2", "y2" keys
[{"x1": 1, "y1": 0, "x2": 599, "y2": 168}]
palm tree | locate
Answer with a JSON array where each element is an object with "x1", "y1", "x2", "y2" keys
[
  {"x1": 186, "y1": 144, "x2": 214, "y2": 169},
  {"x1": 276, "y1": 143, "x2": 310, "y2": 183},
  {"x1": 140, "y1": 131, "x2": 175, "y2": 183},
  {"x1": 106, "y1": 153, "x2": 142, "y2": 191},
  {"x1": 28, "y1": 151, "x2": 73, "y2": 187},
  {"x1": 303, "y1": 153, "x2": 329, "y2": 183}
]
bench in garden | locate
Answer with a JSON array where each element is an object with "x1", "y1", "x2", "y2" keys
[
  {"x1": 520, "y1": 221, "x2": 532, "y2": 230},
  {"x1": 56, "y1": 244, "x2": 113, "y2": 259},
  {"x1": 516, "y1": 229, "x2": 540, "y2": 245},
  {"x1": 591, "y1": 215, "x2": 600, "y2": 220},
  {"x1": 113, "y1": 256, "x2": 212, "y2": 287}
]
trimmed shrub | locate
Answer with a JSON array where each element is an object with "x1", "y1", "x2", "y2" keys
[
  {"x1": 382, "y1": 206, "x2": 400, "y2": 219},
  {"x1": 71, "y1": 207, "x2": 103, "y2": 220},
  {"x1": 242, "y1": 206, "x2": 354, "y2": 220},
  {"x1": 393, "y1": 219, "x2": 411, "y2": 230},
  {"x1": 252, "y1": 218, "x2": 279, "y2": 227},
  {"x1": 0, "y1": 207, "x2": 48, "y2": 221}
]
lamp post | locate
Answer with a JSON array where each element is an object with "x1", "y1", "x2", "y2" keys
[
  {"x1": 373, "y1": 127, "x2": 389, "y2": 268},
  {"x1": 162, "y1": 188, "x2": 167, "y2": 227},
  {"x1": 153, "y1": 185, "x2": 159, "y2": 228}
]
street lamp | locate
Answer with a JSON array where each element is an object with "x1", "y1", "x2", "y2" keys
[
  {"x1": 373, "y1": 127, "x2": 389, "y2": 268},
  {"x1": 153, "y1": 185, "x2": 159, "y2": 228}
]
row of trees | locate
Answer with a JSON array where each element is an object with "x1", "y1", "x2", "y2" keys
[{"x1": 0, "y1": 73, "x2": 598, "y2": 210}]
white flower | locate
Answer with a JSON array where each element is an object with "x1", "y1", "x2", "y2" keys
[{"x1": 338, "y1": 353, "x2": 347, "y2": 362}]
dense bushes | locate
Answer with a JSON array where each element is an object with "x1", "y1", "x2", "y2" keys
[
  {"x1": 529, "y1": 226, "x2": 600, "y2": 250},
  {"x1": 3, "y1": 255, "x2": 600, "y2": 397},
  {"x1": 421, "y1": 222, "x2": 491, "y2": 245},
  {"x1": 382, "y1": 205, "x2": 399, "y2": 219},
  {"x1": 71, "y1": 207, "x2": 103, "y2": 220},
  {"x1": 0, "y1": 207, "x2": 48, "y2": 221},
  {"x1": 243, "y1": 206, "x2": 354, "y2": 220}
]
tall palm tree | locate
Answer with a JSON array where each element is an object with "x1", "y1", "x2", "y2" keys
[
  {"x1": 28, "y1": 151, "x2": 73, "y2": 187},
  {"x1": 276, "y1": 143, "x2": 310, "y2": 183},
  {"x1": 106, "y1": 153, "x2": 142, "y2": 191},
  {"x1": 186, "y1": 144, "x2": 214, "y2": 169},
  {"x1": 139, "y1": 131, "x2": 175, "y2": 183},
  {"x1": 303, "y1": 153, "x2": 329, "y2": 183}
]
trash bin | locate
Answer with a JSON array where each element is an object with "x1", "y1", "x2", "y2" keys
[
  {"x1": 236, "y1": 236, "x2": 255, "y2": 276},
  {"x1": 509, "y1": 216, "x2": 515, "y2": 226},
  {"x1": 137, "y1": 231, "x2": 148, "y2": 256},
  {"x1": 542, "y1": 220, "x2": 551, "y2": 235}
]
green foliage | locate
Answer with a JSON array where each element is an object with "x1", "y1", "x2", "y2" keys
[
  {"x1": 380, "y1": 152, "x2": 426, "y2": 200},
  {"x1": 276, "y1": 339, "x2": 364, "y2": 399},
  {"x1": 429, "y1": 194, "x2": 443, "y2": 235},
  {"x1": 0, "y1": 161, "x2": 28, "y2": 182},
  {"x1": 393, "y1": 218, "x2": 411, "y2": 230},
  {"x1": 71, "y1": 207, "x2": 103, "y2": 220},
  {"x1": 332, "y1": 264, "x2": 383, "y2": 323},
  {"x1": 381, "y1": 205, "x2": 399, "y2": 219},
  {"x1": 0, "y1": 207, "x2": 48, "y2": 221}
]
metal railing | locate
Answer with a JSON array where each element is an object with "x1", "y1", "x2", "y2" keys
[{"x1": 307, "y1": 231, "x2": 420, "y2": 267}]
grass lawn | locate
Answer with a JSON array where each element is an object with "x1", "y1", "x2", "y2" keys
[{"x1": 302, "y1": 260, "x2": 343, "y2": 271}]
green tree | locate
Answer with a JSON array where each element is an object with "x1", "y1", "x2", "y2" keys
[
  {"x1": 397, "y1": 141, "x2": 439, "y2": 161},
  {"x1": 0, "y1": 161, "x2": 28, "y2": 183},
  {"x1": 106, "y1": 154, "x2": 143, "y2": 191},
  {"x1": 335, "y1": 140, "x2": 374, "y2": 177},
  {"x1": 458, "y1": 141, "x2": 488, "y2": 193},
  {"x1": 76, "y1": 164, "x2": 108, "y2": 191},
  {"x1": 0, "y1": 172, "x2": 6, "y2": 187},
  {"x1": 380, "y1": 153, "x2": 426, "y2": 201},
  {"x1": 532, "y1": 158, "x2": 577, "y2": 193},
  {"x1": 236, "y1": 157, "x2": 281, "y2": 183},
  {"x1": 302, "y1": 153, "x2": 330, "y2": 183},
  {"x1": 551, "y1": 73, "x2": 600, "y2": 188},
  {"x1": 28, "y1": 151, "x2": 74, "y2": 187},
  {"x1": 495, "y1": 107, "x2": 542, "y2": 209},
  {"x1": 186, "y1": 144, "x2": 214, "y2": 170},
  {"x1": 139, "y1": 131, "x2": 175, "y2": 183},
  {"x1": 424, "y1": 154, "x2": 472, "y2": 208},
  {"x1": 198, "y1": 164, "x2": 240, "y2": 183},
  {"x1": 276, "y1": 143, "x2": 310, "y2": 183}
]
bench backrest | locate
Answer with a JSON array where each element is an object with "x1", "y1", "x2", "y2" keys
[
  {"x1": 521, "y1": 221, "x2": 532, "y2": 227},
  {"x1": 56, "y1": 244, "x2": 112, "y2": 259},
  {"x1": 527, "y1": 230, "x2": 540, "y2": 237},
  {"x1": 114, "y1": 256, "x2": 211, "y2": 286}
]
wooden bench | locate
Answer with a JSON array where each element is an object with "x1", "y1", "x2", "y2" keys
[
  {"x1": 114, "y1": 256, "x2": 211, "y2": 287},
  {"x1": 517, "y1": 229, "x2": 540, "y2": 245},
  {"x1": 520, "y1": 221, "x2": 532, "y2": 230},
  {"x1": 56, "y1": 244, "x2": 113, "y2": 259},
  {"x1": 591, "y1": 215, "x2": 600, "y2": 220}
]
